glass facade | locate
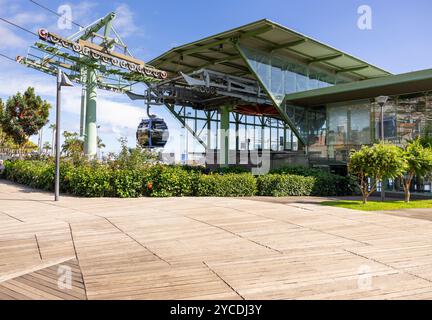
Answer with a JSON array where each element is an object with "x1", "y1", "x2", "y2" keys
[
  {"x1": 281, "y1": 93, "x2": 432, "y2": 162},
  {"x1": 238, "y1": 44, "x2": 354, "y2": 105},
  {"x1": 171, "y1": 105, "x2": 298, "y2": 153}
]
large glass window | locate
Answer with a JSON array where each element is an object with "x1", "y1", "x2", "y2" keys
[
  {"x1": 325, "y1": 102, "x2": 372, "y2": 161},
  {"x1": 238, "y1": 44, "x2": 342, "y2": 105}
]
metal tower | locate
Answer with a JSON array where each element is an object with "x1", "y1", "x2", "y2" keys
[{"x1": 16, "y1": 12, "x2": 166, "y2": 157}]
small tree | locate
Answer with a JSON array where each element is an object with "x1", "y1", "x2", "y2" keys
[
  {"x1": 1, "y1": 87, "x2": 50, "y2": 149},
  {"x1": 62, "y1": 131, "x2": 84, "y2": 158},
  {"x1": 401, "y1": 138, "x2": 432, "y2": 202},
  {"x1": 113, "y1": 137, "x2": 158, "y2": 169},
  {"x1": 349, "y1": 143, "x2": 406, "y2": 204}
]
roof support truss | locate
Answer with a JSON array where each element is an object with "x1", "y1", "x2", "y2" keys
[{"x1": 179, "y1": 25, "x2": 274, "y2": 56}]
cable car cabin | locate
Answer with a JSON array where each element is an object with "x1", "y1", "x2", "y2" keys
[{"x1": 136, "y1": 117, "x2": 169, "y2": 148}]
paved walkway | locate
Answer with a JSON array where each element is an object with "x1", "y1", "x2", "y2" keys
[{"x1": 1, "y1": 180, "x2": 432, "y2": 300}]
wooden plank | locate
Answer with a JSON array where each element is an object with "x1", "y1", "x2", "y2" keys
[{"x1": 2, "y1": 180, "x2": 432, "y2": 300}]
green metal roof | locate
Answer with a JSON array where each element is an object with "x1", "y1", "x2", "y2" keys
[
  {"x1": 283, "y1": 68, "x2": 432, "y2": 106},
  {"x1": 148, "y1": 19, "x2": 392, "y2": 80}
]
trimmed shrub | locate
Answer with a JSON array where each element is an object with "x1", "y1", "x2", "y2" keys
[
  {"x1": 211, "y1": 166, "x2": 250, "y2": 174},
  {"x1": 144, "y1": 165, "x2": 199, "y2": 197},
  {"x1": 257, "y1": 174, "x2": 315, "y2": 196},
  {"x1": 4, "y1": 160, "x2": 349, "y2": 199},
  {"x1": 271, "y1": 165, "x2": 357, "y2": 196},
  {"x1": 196, "y1": 173, "x2": 257, "y2": 197},
  {"x1": 65, "y1": 164, "x2": 112, "y2": 197},
  {"x1": 111, "y1": 169, "x2": 143, "y2": 198}
]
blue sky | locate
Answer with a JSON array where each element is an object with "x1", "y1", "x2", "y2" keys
[{"x1": 1, "y1": 0, "x2": 432, "y2": 155}]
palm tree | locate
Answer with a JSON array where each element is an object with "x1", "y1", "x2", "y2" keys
[
  {"x1": 97, "y1": 136, "x2": 105, "y2": 160},
  {"x1": 42, "y1": 141, "x2": 51, "y2": 155},
  {"x1": 97, "y1": 137, "x2": 106, "y2": 149}
]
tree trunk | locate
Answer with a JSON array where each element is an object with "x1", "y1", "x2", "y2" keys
[
  {"x1": 405, "y1": 188, "x2": 411, "y2": 203},
  {"x1": 403, "y1": 173, "x2": 414, "y2": 203}
]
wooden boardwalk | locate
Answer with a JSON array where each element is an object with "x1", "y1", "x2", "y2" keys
[{"x1": 1, "y1": 180, "x2": 432, "y2": 299}]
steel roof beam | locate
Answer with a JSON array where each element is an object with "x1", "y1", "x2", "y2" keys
[
  {"x1": 189, "y1": 53, "x2": 250, "y2": 73},
  {"x1": 179, "y1": 25, "x2": 274, "y2": 56},
  {"x1": 308, "y1": 53, "x2": 343, "y2": 64},
  {"x1": 252, "y1": 35, "x2": 314, "y2": 60},
  {"x1": 271, "y1": 38, "x2": 307, "y2": 51},
  {"x1": 336, "y1": 65, "x2": 369, "y2": 74}
]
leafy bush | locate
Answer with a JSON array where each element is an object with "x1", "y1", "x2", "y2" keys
[
  {"x1": 196, "y1": 173, "x2": 257, "y2": 197},
  {"x1": 111, "y1": 169, "x2": 143, "y2": 198},
  {"x1": 5, "y1": 160, "x2": 349, "y2": 199},
  {"x1": 65, "y1": 164, "x2": 112, "y2": 197},
  {"x1": 349, "y1": 143, "x2": 406, "y2": 203},
  {"x1": 257, "y1": 174, "x2": 315, "y2": 196},
  {"x1": 5, "y1": 160, "x2": 50, "y2": 189},
  {"x1": 211, "y1": 166, "x2": 250, "y2": 174},
  {"x1": 271, "y1": 165, "x2": 356, "y2": 196},
  {"x1": 145, "y1": 165, "x2": 199, "y2": 197}
]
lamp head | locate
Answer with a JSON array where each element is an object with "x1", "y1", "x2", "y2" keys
[
  {"x1": 375, "y1": 95, "x2": 389, "y2": 106},
  {"x1": 57, "y1": 69, "x2": 74, "y2": 87}
]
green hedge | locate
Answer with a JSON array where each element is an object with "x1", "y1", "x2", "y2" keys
[
  {"x1": 271, "y1": 166, "x2": 357, "y2": 196},
  {"x1": 145, "y1": 165, "x2": 198, "y2": 197},
  {"x1": 257, "y1": 174, "x2": 315, "y2": 196},
  {"x1": 196, "y1": 173, "x2": 257, "y2": 197},
  {"x1": 65, "y1": 165, "x2": 113, "y2": 197},
  {"x1": 3, "y1": 160, "x2": 356, "y2": 198}
]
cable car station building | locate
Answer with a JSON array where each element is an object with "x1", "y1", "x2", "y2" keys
[{"x1": 148, "y1": 19, "x2": 432, "y2": 173}]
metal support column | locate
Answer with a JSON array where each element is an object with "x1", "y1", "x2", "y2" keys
[
  {"x1": 84, "y1": 68, "x2": 97, "y2": 157},
  {"x1": 220, "y1": 105, "x2": 230, "y2": 167},
  {"x1": 80, "y1": 87, "x2": 86, "y2": 137}
]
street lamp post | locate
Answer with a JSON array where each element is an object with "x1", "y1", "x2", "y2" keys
[
  {"x1": 55, "y1": 69, "x2": 74, "y2": 201},
  {"x1": 375, "y1": 95, "x2": 389, "y2": 202}
]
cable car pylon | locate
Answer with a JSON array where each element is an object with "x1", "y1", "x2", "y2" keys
[{"x1": 15, "y1": 12, "x2": 168, "y2": 157}]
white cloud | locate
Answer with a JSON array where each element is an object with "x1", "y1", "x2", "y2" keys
[
  {"x1": 68, "y1": 1, "x2": 99, "y2": 26},
  {"x1": 113, "y1": 4, "x2": 141, "y2": 38},
  {"x1": 60, "y1": 89, "x2": 147, "y2": 137},
  {"x1": 10, "y1": 12, "x2": 48, "y2": 27},
  {"x1": 0, "y1": 24, "x2": 27, "y2": 49},
  {"x1": 0, "y1": 66, "x2": 146, "y2": 136}
]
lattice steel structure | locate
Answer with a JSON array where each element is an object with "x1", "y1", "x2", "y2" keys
[{"x1": 16, "y1": 12, "x2": 166, "y2": 157}]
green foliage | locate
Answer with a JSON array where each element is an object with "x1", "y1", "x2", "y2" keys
[
  {"x1": 349, "y1": 143, "x2": 407, "y2": 203},
  {"x1": 112, "y1": 137, "x2": 158, "y2": 170},
  {"x1": 1, "y1": 87, "x2": 50, "y2": 146},
  {"x1": 65, "y1": 164, "x2": 112, "y2": 197},
  {"x1": 322, "y1": 199, "x2": 432, "y2": 211},
  {"x1": 403, "y1": 138, "x2": 432, "y2": 178},
  {"x1": 62, "y1": 131, "x2": 84, "y2": 159},
  {"x1": 196, "y1": 173, "x2": 257, "y2": 197},
  {"x1": 146, "y1": 165, "x2": 199, "y2": 197},
  {"x1": 4, "y1": 160, "x2": 53, "y2": 190},
  {"x1": 211, "y1": 166, "x2": 250, "y2": 174},
  {"x1": 257, "y1": 174, "x2": 315, "y2": 196},
  {"x1": 350, "y1": 143, "x2": 406, "y2": 180},
  {"x1": 400, "y1": 138, "x2": 432, "y2": 202},
  {"x1": 271, "y1": 165, "x2": 357, "y2": 196},
  {"x1": 111, "y1": 169, "x2": 143, "y2": 198},
  {"x1": 5, "y1": 160, "x2": 355, "y2": 199}
]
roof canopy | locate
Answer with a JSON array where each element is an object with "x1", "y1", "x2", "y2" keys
[
  {"x1": 283, "y1": 68, "x2": 432, "y2": 107},
  {"x1": 148, "y1": 19, "x2": 391, "y2": 81}
]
